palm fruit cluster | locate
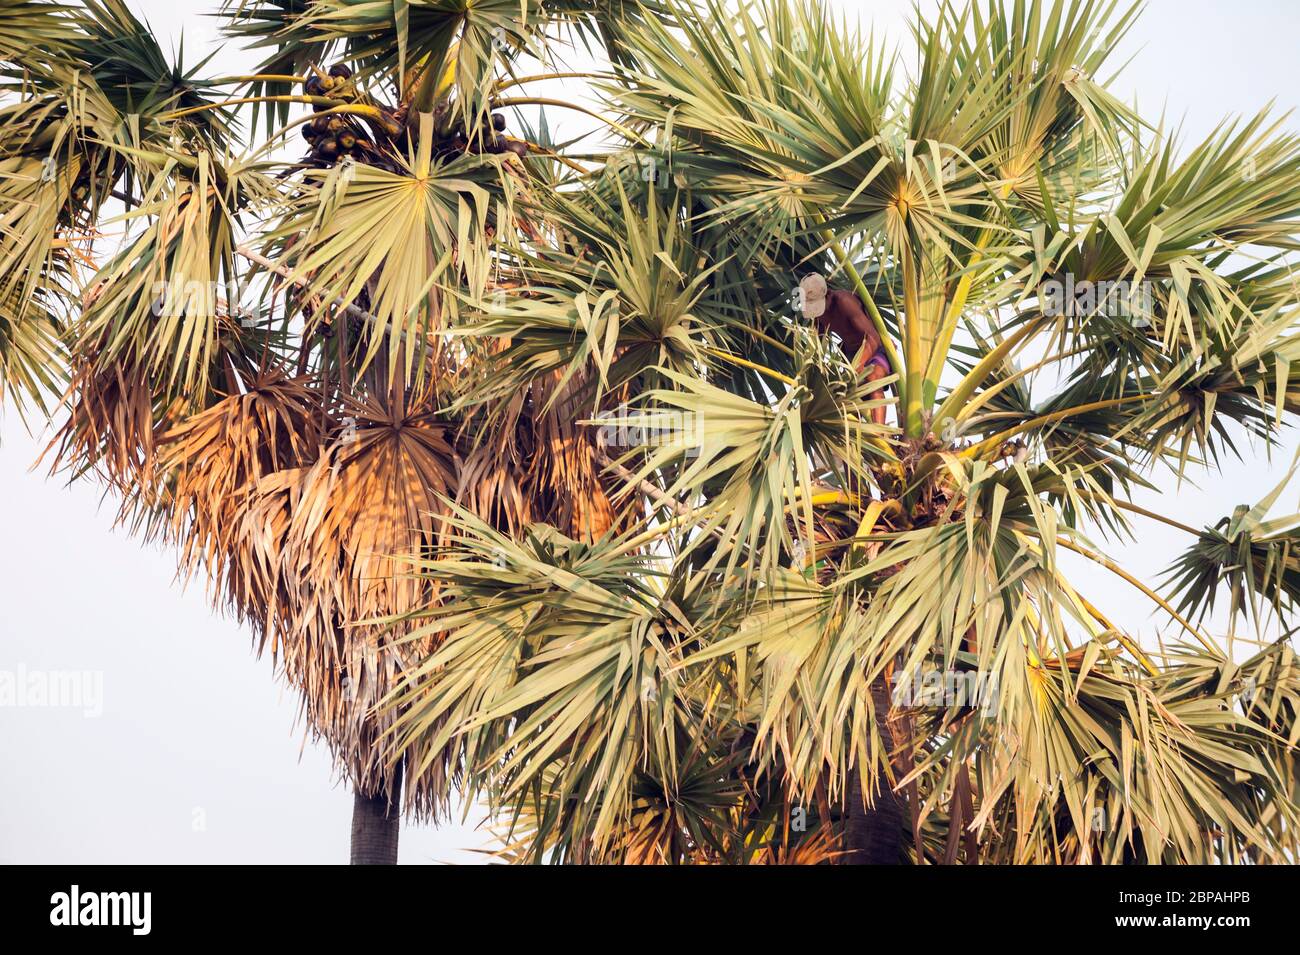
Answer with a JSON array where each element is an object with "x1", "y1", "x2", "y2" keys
[
  {"x1": 299, "y1": 64, "x2": 529, "y2": 169},
  {"x1": 432, "y1": 110, "x2": 529, "y2": 162},
  {"x1": 301, "y1": 64, "x2": 382, "y2": 166}
]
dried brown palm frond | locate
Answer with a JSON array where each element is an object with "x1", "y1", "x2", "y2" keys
[
  {"x1": 152, "y1": 366, "x2": 326, "y2": 596},
  {"x1": 287, "y1": 385, "x2": 458, "y2": 632},
  {"x1": 230, "y1": 462, "x2": 306, "y2": 660},
  {"x1": 46, "y1": 350, "x2": 176, "y2": 491},
  {"x1": 231, "y1": 380, "x2": 459, "y2": 812},
  {"x1": 455, "y1": 362, "x2": 631, "y2": 542},
  {"x1": 45, "y1": 282, "x2": 261, "y2": 502},
  {"x1": 455, "y1": 387, "x2": 537, "y2": 536},
  {"x1": 528, "y1": 370, "x2": 617, "y2": 543},
  {"x1": 449, "y1": 333, "x2": 537, "y2": 535},
  {"x1": 747, "y1": 823, "x2": 844, "y2": 865}
]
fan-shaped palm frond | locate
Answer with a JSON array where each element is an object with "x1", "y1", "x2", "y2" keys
[
  {"x1": 232, "y1": 382, "x2": 457, "y2": 807},
  {"x1": 265, "y1": 115, "x2": 502, "y2": 373}
]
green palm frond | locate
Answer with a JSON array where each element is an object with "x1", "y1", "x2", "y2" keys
[
  {"x1": 75, "y1": 149, "x2": 276, "y2": 402},
  {"x1": 949, "y1": 643, "x2": 1297, "y2": 864},
  {"x1": 609, "y1": 0, "x2": 900, "y2": 257},
  {"x1": 621, "y1": 363, "x2": 889, "y2": 584},
  {"x1": 264, "y1": 114, "x2": 502, "y2": 375},
  {"x1": 450, "y1": 182, "x2": 725, "y2": 411},
  {"x1": 0, "y1": 151, "x2": 78, "y2": 330},
  {"x1": 223, "y1": 0, "x2": 649, "y2": 131},
  {"x1": 959, "y1": 0, "x2": 1143, "y2": 186},
  {"x1": 0, "y1": 0, "x2": 84, "y2": 62},
  {"x1": 1164, "y1": 462, "x2": 1300, "y2": 629},
  {"x1": 385, "y1": 510, "x2": 704, "y2": 851},
  {"x1": 7, "y1": 0, "x2": 234, "y2": 147},
  {"x1": 0, "y1": 282, "x2": 65, "y2": 415}
]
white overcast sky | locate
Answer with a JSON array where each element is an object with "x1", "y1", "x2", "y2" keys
[{"x1": 2, "y1": 0, "x2": 1299, "y2": 863}]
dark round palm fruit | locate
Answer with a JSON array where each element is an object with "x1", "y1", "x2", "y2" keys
[
  {"x1": 489, "y1": 134, "x2": 507, "y2": 153},
  {"x1": 317, "y1": 137, "x2": 339, "y2": 160},
  {"x1": 338, "y1": 132, "x2": 357, "y2": 151},
  {"x1": 302, "y1": 124, "x2": 316, "y2": 141},
  {"x1": 311, "y1": 115, "x2": 332, "y2": 135},
  {"x1": 491, "y1": 113, "x2": 507, "y2": 132},
  {"x1": 505, "y1": 139, "x2": 528, "y2": 159},
  {"x1": 326, "y1": 116, "x2": 347, "y2": 134},
  {"x1": 329, "y1": 63, "x2": 353, "y2": 79},
  {"x1": 309, "y1": 76, "x2": 332, "y2": 112}
]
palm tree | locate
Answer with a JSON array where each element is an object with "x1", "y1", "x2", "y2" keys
[
  {"x1": 380, "y1": 0, "x2": 1300, "y2": 863},
  {"x1": 3, "y1": 0, "x2": 1299, "y2": 864},
  {"x1": 1, "y1": 0, "x2": 642, "y2": 862}
]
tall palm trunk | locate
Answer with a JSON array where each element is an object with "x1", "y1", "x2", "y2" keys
[
  {"x1": 843, "y1": 677, "x2": 904, "y2": 864},
  {"x1": 350, "y1": 762, "x2": 402, "y2": 865}
]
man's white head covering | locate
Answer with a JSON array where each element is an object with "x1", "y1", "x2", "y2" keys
[{"x1": 799, "y1": 273, "x2": 828, "y2": 319}]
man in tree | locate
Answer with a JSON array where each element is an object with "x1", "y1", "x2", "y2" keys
[{"x1": 799, "y1": 273, "x2": 891, "y2": 425}]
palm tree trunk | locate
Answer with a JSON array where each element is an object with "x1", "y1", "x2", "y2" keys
[
  {"x1": 349, "y1": 763, "x2": 402, "y2": 865},
  {"x1": 843, "y1": 677, "x2": 905, "y2": 864}
]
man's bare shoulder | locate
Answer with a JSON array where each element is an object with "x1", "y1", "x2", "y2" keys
[{"x1": 826, "y1": 289, "x2": 876, "y2": 336}]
